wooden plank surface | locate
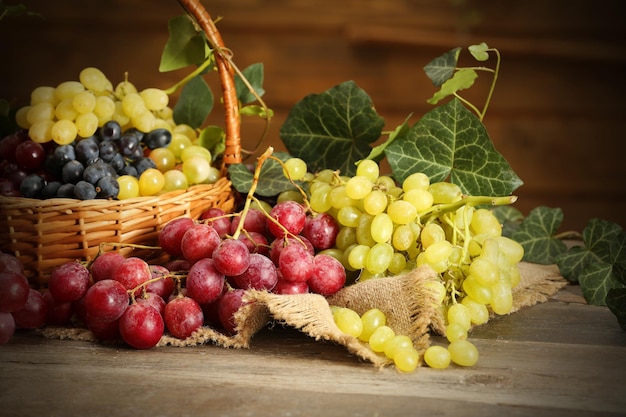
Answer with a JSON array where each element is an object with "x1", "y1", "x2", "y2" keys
[{"x1": 1, "y1": 285, "x2": 625, "y2": 417}]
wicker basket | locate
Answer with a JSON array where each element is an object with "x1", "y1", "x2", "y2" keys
[{"x1": 0, "y1": 0, "x2": 243, "y2": 285}]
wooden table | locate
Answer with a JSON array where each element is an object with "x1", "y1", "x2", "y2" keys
[{"x1": 1, "y1": 285, "x2": 624, "y2": 417}]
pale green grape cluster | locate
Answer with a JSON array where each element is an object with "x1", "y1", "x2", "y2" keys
[{"x1": 332, "y1": 306, "x2": 420, "y2": 373}]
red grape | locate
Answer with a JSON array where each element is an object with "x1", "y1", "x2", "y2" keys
[
  {"x1": 11, "y1": 288, "x2": 48, "y2": 329},
  {"x1": 112, "y1": 257, "x2": 151, "y2": 296},
  {"x1": 164, "y1": 296, "x2": 203, "y2": 339},
  {"x1": 302, "y1": 212, "x2": 339, "y2": 250},
  {"x1": 83, "y1": 279, "x2": 129, "y2": 322},
  {"x1": 230, "y1": 208, "x2": 267, "y2": 235},
  {"x1": 237, "y1": 231, "x2": 269, "y2": 255},
  {"x1": 119, "y1": 302, "x2": 165, "y2": 349},
  {"x1": 0, "y1": 132, "x2": 24, "y2": 162},
  {"x1": 185, "y1": 258, "x2": 225, "y2": 305},
  {"x1": 145, "y1": 265, "x2": 175, "y2": 300},
  {"x1": 267, "y1": 201, "x2": 306, "y2": 238},
  {"x1": 0, "y1": 312, "x2": 16, "y2": 344},
  {"x1": 200, "y1": 207, "x2": 231, "y2": 238},
  {"x1": 48, "y1": 261, "x2": 90, "y2": 303},
  {"x1": 230, "y1": 253, "x2": 278, "y2": 291},
  {"x1": 159, "y1": 217, "x2": 195, "y2": 257},
  {"x1": 136, "y1": 292, "x2": 166, "y2": 318},
  {"x1": 307, "y1": 254, "x2": 346, "y2": 295},
  {"x1": 180, "y1": 223, "x2": 221, "y2": 264},
  {"x1": 212, "y1": 239, "x2": 250, "y2": 276},
  {"x1": 0, "y1": 252, "x2": 24, "y2": 274},
  {"x1": 279, "y1": 243, "x2": 314, "y2": 283},
  {"x1": 15, "y1": 140, "x2": 45, "y2": 170},
  {"x1": 0, "y1": 271, "x2": 30, "y2": 313},
  {"x1": 86, "y1": 316, "x2": 121, "y2": 341},
  {"x1": 217, "y1": 288, "x2": 246, "y2": 335},
  {"x1": 90, "y1": 251, "x2": 125, "y2": 282},
  {"x1": 269, "y1": 236, "x2": 314, "y2": 266},
  {"x1": 42, "y1": 290, "x2": 73, "y2": 326},
  {"x1": 273, "y1": 279, "x2": 309, "y2": 295}
]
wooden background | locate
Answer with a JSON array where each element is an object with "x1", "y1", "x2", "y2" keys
[{"x1": 1, "y1": 0, "x2": 625, "y2": 232}]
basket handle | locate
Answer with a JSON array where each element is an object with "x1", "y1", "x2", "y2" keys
[{"x1": 177, "y1": 0, "x2": 242, "y2": 168}]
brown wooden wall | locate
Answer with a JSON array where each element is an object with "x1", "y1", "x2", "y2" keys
[{"x1": 1, "y1": 0, "x2": 625, "y2": 232}]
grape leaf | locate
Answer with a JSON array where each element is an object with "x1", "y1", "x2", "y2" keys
[
  {"x1": 384, "y1": 98, "x2": 523, "y2": 196},
  {"x1": 173, "y1": 75, "x2": 213, "y2": 129},
  {"x1": 610, "y1": 231, "x2": 626, "y2": 284},
  {"x1": 228, "y1": 152, "x2": 306, "y2": 197},
  {"x1": 423, "y1": 47, "x2": 461, "y2": 87},
  {"x1": 361, "y1": 114, "x2": 412, "y2": 164},
  {"x1": 279, "y1": 81, "x2": 385, "y2": 176},
  {"x1": 426, "y1": 68, "x2": 478, "y2": 105},
  {"x1": 468, "y1": 42, "x2": 490, "y2": 61},
  {"x1": 606, "y1": 288, "x2": 626, "y2": 331},
  {"x1": 160, "y1": 15, "x2": 208, "y2": 72},
  {"x1": 584, "y1": 218, "x2": 623, "y2": 262},
  {"x1": 198, "y1": 125, "x2": 225, "y2": 162},
  {"x1": 235, "y1": 63, "x2": 265, "y2": 105},
  {"x1": 578, "y1": 262, "x2": 625, "y2": 306},
  {"x1": 509, "y1": 206, "x2": 567, "y2": 264},
  {"x1": 554, "y1": 245, "x2": 594, "y2": 282}
]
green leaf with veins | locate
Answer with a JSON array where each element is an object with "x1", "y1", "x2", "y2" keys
[
  {"x1": 606, "y1": 288, "x2": 626, "y2": 330},
  {"x1": 198, "y1": 125, "x2": 225, "y2": 162},
  {"x1": 235, "y1": 63, "x2": 265, "y2": 105},
  {"x1": 423, "y1": 47, "x2": 461, "y2": 87},
  {"x1": 160, "y1": 15, "x2": 208, "y2": 72},
  {"x1": 173, "y1": 75, "x2": 213, "y2": 128},
  {"x1": 361, "y1": 114, "x2": 412, "y2": 164},
  {"x1": 279, "y1": 81, "x2": 385, "y2": 176},
  {"x1": 468, "y1": 42, "x2": 490, "y2": 61},
  {"x1": 384, "y1": 98, "x2": 523, "y2": 195},
  {"x1": 510, "y1": 206, "x2": 567, "y2": 264},
  {"x1": 610, "y1": 231, "x2": 626, "y2": 285},
  {"x1": 427, "y1": 68, "x2": 478, "y2": 105},
  {"x1": 228, "y1": 152, "x2": 306, "y2": 197},
  {"x1": 578, "y1": 262, "x2": 625, "y2": 306}
]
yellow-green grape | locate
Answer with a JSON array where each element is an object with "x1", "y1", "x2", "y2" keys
[
  {"x1": 403, "y1": 188, "x2": 434, "y2": 212},
  {"x1": 370, "y1": 213, "x2": 393, "y2": 243},
  {"x1": 117, "y1": 175, "x2": 140, "y2": 200},
  {"x1": 490, "y1": 281, "x2": 513, "y2": 315},
  {"x1": 79, "y1": 67, "x2": 112, "y2": 93},
  {"x1": 480, "y1": 238, "x2": 500, "y2": 265},
  {"x1": 172, "y1": 123, "x2": 197, "y2": 142},
  {"x1": 337, "y1": 206, "x2": 362, "y2": 228},
  {"x1": 335, "y1": 227, "x2": 357, "y2": 251},
  {"x1": 365, "y1": 242, "x2": 394, "y2": 274},
  {"x1": 149, "y1": 148, "x2": 177, "y2": 172},
  {"x1": 15, "y1": 106, "x2": 31, "y2": 129},
  {"x1": 27, "y1": 102, "x2": 55, "y2": 125},
  {"x1": 318, "y1": 248, "x2": 344, "y2": 263},
  {"x1": 420, "y1": 223, "x2": 446, "y2": 249},
  {"x1": 341, "y1": 245, "x2": 358, "y2": 271},
  {"x1": 509, "y1": 264, "x2": 521, "y2": 288},
  {"x1": 154, "y1": 118, "x2": 173, "y2": 132},
  {"x1": 388, "y1": 252, "x2": 407, "y2": 275},
  {"x1": 445, "y1": 322, "x2": 468, "y2": 342},
  {"x1": 448, "y1": 339, "x2": 479, "y2": 367},
  {"x1": 181, "y1": 145, "x2": 212, "y2": 163},
  {"x1": 424, "y1": 280, "x2": 446, "y2": 305},
  {"x1": 384, "y1": 335, "x2": 413, "y2": 360},
  {"x1": 358, "y1": 269, "x2": 384, "y2": 281},
  {"x1": 470, "y1": 258, "x2": 500, "y2": 287},
  {"x1": 168, "y1": 133, "x2": 193, "y2": 161},
  {"x1": 115, "y1": 78, "x2": 138, "y2": 99},
  {"x1": 356, "y1": 160, "x2": 379, "y2": 182},
  {"x1": 72, "y1": 90, "x2": 96, "y2": 114},
  {"x1": 31, "y1": 86, "x2": 58, "y2": 105},
  {"x1": 277, "y1": 190, "x2": 305, "y2": 204},
  {"x1": 122, "y1": 92, "x2": 146, "y2": 119},
  {"x1": 447, "y1": 303, "x2": 471, "y2": 330},
  {"x1": 140, "y1": 88, "x2": 169, "y2": 111},
  {"x1": 314, "y1": 168, "x2": 335, "y2": 184},
  {"x1": 362, "y1": 189, "x2": 387, "y2": 215},
  {"x1": 51, "y1": 120, "x2": 77, "y2": 145},
  {"x1": 368, "y1": 325, "x2": 395, "y2": 353},
  {"x1": 392, "y1": 224, "x2": 414, "y2": 251},
  {"x1": 424, "y1": 345, "x2": 451, "y2": 369},
  {"x1": 359, "y1": 308, "x2": 386, "y2": 342},
  {"x1": 138, "y1": 168, "x2": 165, "y2": 196},
  {"x1": 387, "y1": 186, "x2": 403, "y2": 199},
  {"x1": 55, "y1": 99, "x2": 78, "y2": 121},
  {"x1": 28, "y1": 120, "x2": 54, "y2": 143},
  {"x1": 348, "y1": 244, "x2": 370, "y2": 270},
  {"x1": 429, "y1": 181, "x2": 462, "y2": 204},
  {"x1": 162, "y1": 169, "x2": 189, "y2": 193},
  {"x1": 386, "y1": 200, "x2": 417, "y2": 225},
  {"x1": 356, "y1": 213, "x2": 376, "y2": 247},
  {"x1": 454, "y1": 205, "x2": 475, "y2": 231},
  {"x1": 494, "y1": 236, "x2": 524, "y2": 265},
  {"x1": 329, "y1": 185, "x2": 355, "y2": 209},
  {"x1": 345, "y1": 176, "x2": 373, "y2": 200},
  {"x1": 375, "y1": 175, "x2": 396, "y2": 191},
  {"x1": 282, "y1": 157, "x2": 307, "y2": 181},
  {"x1": 55, "y1": 81, "x2": 85, "y2": 101},
  {"x1": 423, "y1": 240, "x2": 453, "y2": 265},
  {"x1": 75, "y1": 112, "x2": 99, "y2": 138},
  {"x1": 402, "y1": 172, "x2": 430, "y2": 192},
  {"x1": 111, "y1": 101, "x2": 130, "y2": 127},
  {"x1": 182, "y1": 155, "x2": 212, "y2": 184},
  {"x1": 332, "y1": 307, "x2": 363, "y2": 338},
  {"x1": 250, "y1": 199, "x2": 272, "y2": 214},
  {"x1": 394, "y1": 348, "x2": 420, "y2": 373},
  {"x1": 462, "y1": 275, "x2": 493, "y2": 305},
  {"x1": 309, "y1": 183, "x2": 332, "y2": 213},
  {"x1": 470, "y1": 208, "x2": 502, "y2": 237},
  {"x1": 461, "y1": 296, "x2": 490, "y2": 325},
  {"x1": 131, "y1": 109, "x2": 156, "y2": 133},
  {"x1": 94, "y1": 96, "x2": 116, "y2": 125}
]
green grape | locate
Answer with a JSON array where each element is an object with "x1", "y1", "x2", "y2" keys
[
  {"x1": 509, "y1": 264, "x2": 521, "y2": 288},
  {"x1": 358, "y1": 269, "x2": 384, "y2": 281},
  {"x1": 480, "y1": 238, "x2": 500, "y2": 265},
  {"x1": 122, "y1": 92, "x2": 146, "y2": 118},
  {"x1": 368, "y1": 325, "x2": 395, "y2": 353},
  {"x1": 55, "y1": 81, "x2": 85, "y2": 100},
  {"x1": 462, "y1": 275, "x2": 493, "y2": 305},
  {"x1": 470, "y1": 208, "x2": 502, "y2": 237},
  {"x1": 448, "y1": 339, "x2": 479, "y2": 367},
  {"x1": 447, "y1": 303, "x2": 471, "y2": 330},
  {"x1": 392, "y1": 224, "x2": 415, "y2": 251},
  {"x1": 283, "y1": 157, "x2": 307, "y2": 181},
  {"x1": 365, "y1": 242, "x2": 393, "y2": 274},
  {"x1": 317, "y1": 248, "x2": 344, "y2": 263},
  {"x1": 495, "y1": 236, "x2": 524, "y2": 265},
  {"x1": 149, "y1": 148, "x2": 177, "y2": 172},
  {"x1": 362, "y1": 189, "x2": 387, "y2": 215},
  {"x1": 454, "y1": 205, "x2": 475, "y2": 231},
  {"x1": 375, "y1": 175, "x2": 396, "y2": 191},
  {"x1": 31, "y1": 86, "x2": 58, "y2": 106},
  {"x1": 79, "y1": 67, "x2": 111, "y2": 92},
  {"x1": 424, "y1": 280, "x2": 446, "y2": 305},
  {"x1": 162, "y1": 169, "x2": 189, "y2": 192},
  {"x1": 27, "y1": 102, "x2": 55, "y2": 125},
  {"x1": 384, "y1": 335, "x2": 413, "y2": 360},
  {"x1": 55, "y1": 98, "x2": 78, "y2": 121},
  {"x1": 181, "y1": 145, "x2": 212, "y2": 163},
  {"x1": 72, "y1": 90, "x2": 96, "y2": 114},
  {"x1": 28, "y1": 120, "x2": 54, "y2": 143},
  {"x1": 114, "y1": 79, "x2": 138, "y2": 99},
  {"x1": 429, "y1": 181, "x2": 462, "y2": 204},
  {"x1": 337, "y1": 206, "x2": 362, "y2": 228},
  {"x1": 370, "y1": 213, "x2": 393, "y2": 243},
  {"x1": 154, "y1": 118, "x2": 173, "y2": 133},
  {"x1": 461, "y1": 296, "x2": 490, "y2": 325},
  {"x1": 182, "y1": 155, "x2": 211, "y2": 184},
  {"x1": 387, "y1": 186, "x2": 403, "y2": 199},
  {"x1": 355, "y1": 159, "x2": 379, "y2": 182},
  {"x1": 15, "y1": 106, "x2": 31, "y2": 129},
  {"x1": 94, "y1": 96, "x2": 116, "y2": 125},
  {"x1": 387, "y1": 252, "x2": 407, "y2": 275},
  {"x1": 402, "y1": 172, "x2": 430, "y2": 192},
  {"x1": 423, "y1": 240, "x2": 453, "y2": 265},
  {"x1": 250, "y1": 199, "x2": 273, "y2": 213},
  {"x1": 309, "y1": 184, "x2": 332, "y2": 213},
  {"x1": 329, "y1": 185, "x2": 355, "y2": 209},
  {"x1": 403, "y1": 188, "x2": 434, "y2": 212},
  {"x1": 75, "y1": 112, "x2": 99, "y2": 138},
  {"x1": 490, "y1": 281, "x2": 513, "y2": 315},
  {"x1": 420, "y1": 223, "x2": 446, "y2": 249},
  {"x1": 394, "y1": 348, "x2": 419, "y2": 373},
  {"x1": 424, "y1": 345, "x2": 451, "y2": 369},
  {"x1": 358, "y1": 308, "x2": 386, "y2": 342},
  {"x1": 277, "y1": 190, "x2": 305, "y2": 204},
  {"x1": 140, "y1": 88, "x2": 169, "y2": 111},
  {"x1": 335, "y1": 227, "x2": 357, "y2": 250},
  {"x1": 314, "y1": 169, "x2": 335, "y2": 184},
  {"x1": 51, "y1": 120, "x2": 77, "y2": 145},
  {"x1": 448, "y1": 246, "x2": 464, "y2": 265},
  {"x1": 131, "y1": 109, "x2": 156, "y2": 133},
  {"x1": 117, "y1": 175, "x2": 140, "y2": 200},
  {"x1": 356, "y1": 213, "x2": 376, "y2": 246},
  {"x1": 387, "y1": 200, "x2": 417, "y2": 225},
  {"x1": 341, "y1": 244, "x2": 358, "y2": 271},
  {"x1": 348, "y1": 244, "x2": 370, "y2": 270},
  {"x1": 168, "y1": 133, "x2": 193, "y2": 161},
  {"x1": 332, "y1": 307, "x2": 362, "y2": 338},
  {"x1": 470, "y1": 258, "x2": 500, "y2": 287},
  {"x1": 445, "y1": 322, "x2": 468, "y2": 342},
  {"x1": 203, "y1": 166, "x2": 221, "y2": 185},
  {"x1": 309, "y1": 180, "x2": 329, "y2": 195},
  {"x1": 345, "y1": 176, "x2": 373, "y2": 200},
  {"x1": 139, "y1": 168, "x2": 165, "y2": 196},
  {"x1": 111, "y1": 101, "x2": 130, "y2": 127}
]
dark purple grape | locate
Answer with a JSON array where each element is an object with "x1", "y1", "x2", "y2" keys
[
  {"x1": 74, "y1": 180, "x2": 97, "y2": 200},
  {"x1": 118, "y1": 165, "x2": 138, "y2": 178},
  {"x1": 53, "y1": 144, "x2": 76, "y2": 166},
  {"x1": 75, "y1": 137, "x2": 99, "y2": 164},
  {"x1": 83, "y1": 160, "x2": 115, "y2": 185},
  {"x1": 143, "y1": 128, "x2": 172, "y2": 149},
  {"x1": 118, "y1": 133, "x2": 141, "y2": 160},
  {"x1": 61, "y1": 160, "x2": 84, "y2": 184},
  {"x1": 132, "y1": 157, "x2": 157, "y2": 176},
  {"x1": 56, "y1": 183, "x2": 75, "y2": 198},
  {"x1": 96, "y1": 176, "x2": 119, "y2": 199},
  {"x1": 109, "y1": 153, "x2": 125, "y2": 173},
  {"x1": 41, "y1": 181, "x2": 62, "y2": 199},
  {"x1": 99, "y1": 121, "x2": 122, "y2": 142},
  {"x1": 98, "y1": 140, "x2": 118, "y2": 162},
  {"x1": 19, "y1": 173, "x2": 45, "y2": 198}
]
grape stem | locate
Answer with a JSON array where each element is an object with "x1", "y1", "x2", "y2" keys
[{"x1": 420, "y1": 195, "x2": 517, "y2": 225}]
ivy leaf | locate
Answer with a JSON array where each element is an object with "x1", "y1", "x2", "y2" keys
[
  {"x1": 468, "y1": 42, "x2": 490, "y2": 61},
  {"x1": 606, "y1": 288, "x2": 626, "y2": 331},
  {"x1": 384, "y1": 98, "x2": 523, "y2": 195},
  {"x1": 578, "y1": 262, "x2": 624, "y2": 306},
  {"x1": 173, "y1": 75, "x2": 213, "y2": 128},
  {"x1": 584, "y1": 218, "x2": 623, "y2": 262},
  {"x1": 235, "y1": 63, "x2": 265, "y2": 105},
  {"x1": 279, "y1": 81, "x2": 385, "y2": 176},
  {"x1": 198, "y1": 126, "x2": 225, "y2": 161},
  {"x1": 228, "y1": 152, "x2": 306, "y2": 197},
  {"x1": 426, "y1": 68, "x2": 478, "y2": 105},
  {"x1": 423, "y1": 47, "x2": 461, "y2": 87},
  {"x1": 361, "y1": 114, "x2": 412, "y2": 164},
  {"x1": 610, "y1": 231, "x2": 626, "y2": 284},
  {"x1": 510, "y1": 206, "x2": 567, "y2": 264},
  {"x1": 160, "y1": 15, "x2": 208, "y2": 72},
  {"x1": 554, "y1": 245, "x2": 594, "y2": 283}
]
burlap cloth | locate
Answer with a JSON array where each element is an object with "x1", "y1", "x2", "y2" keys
[{"x1": 40, "y1": 262, "x2": 567, "y2": 368}]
